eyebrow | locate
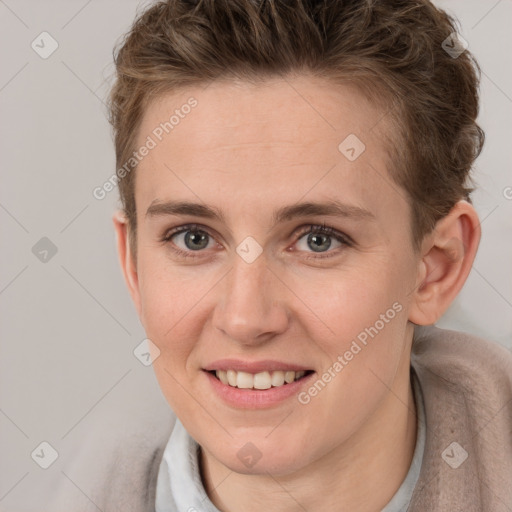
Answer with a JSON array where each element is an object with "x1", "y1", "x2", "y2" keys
[{"x1": 146, "y1": 199, "x2": 375, "y2": 228}]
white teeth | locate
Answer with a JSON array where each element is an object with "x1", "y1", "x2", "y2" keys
[
  {"x1": 227, "y1": 370, "x2": 237, "y2": 387},
  {"x1": 214, "y1": 369, "x2": 309, "y2": 389},
  {"x1": 271, "y1": 370, "x2": 285, "y2": 387},
  {"x1": 236, "y1": 371, "x2": 254, "y2": 389},
  {"x1": 284, "y1": 371, "x2": 295, "y2": 384},
  {"x1": 253, "y1": 371, "x2": 272, "y2": 390},
  {"x1": 217, "y1": 370, "x2": 229, "y2": 385}
]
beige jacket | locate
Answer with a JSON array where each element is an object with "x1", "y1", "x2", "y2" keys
[{"x1": 37, "y1": 325, "x2": 512, "y2": 511}]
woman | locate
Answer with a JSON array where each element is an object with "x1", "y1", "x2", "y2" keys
[{"x1": 48, "y1": 0, "x2": 512, "y2": 510}]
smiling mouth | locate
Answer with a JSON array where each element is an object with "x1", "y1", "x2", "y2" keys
[{"x1": 208, "y1": 369, "x2": 314, "y2": 390}]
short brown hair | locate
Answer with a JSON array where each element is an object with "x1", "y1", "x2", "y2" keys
[{"x1": 108, "y1": 0, "x2": 484, "y2": 252}]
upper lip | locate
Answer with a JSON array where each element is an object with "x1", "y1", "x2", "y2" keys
[{"x1": 203, "y1": 359, "x2": 313, "y2": 373}]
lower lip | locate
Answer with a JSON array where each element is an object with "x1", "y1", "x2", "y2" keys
[{"x1": 204, "y1": 370, "x2": 315, "y2": 409}]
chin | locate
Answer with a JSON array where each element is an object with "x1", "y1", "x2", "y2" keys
[
  {"x1": 208, "y1": 432, "x2": 315, "y2": 477},
  {"x1": 227, "y1": 453, "x2": 308, "y2": 476}
]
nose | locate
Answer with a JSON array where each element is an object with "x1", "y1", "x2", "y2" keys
[{"x1": 212, "y1": 254, "x2": 289, "y2": 346}]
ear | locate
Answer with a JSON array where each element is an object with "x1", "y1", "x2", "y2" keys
[
  {"x1": 113, "y1": 211, "x2": 142, "y2": 316},
  {"x1": 408, "y1": 200, "x2": 481, "y2": 325}
]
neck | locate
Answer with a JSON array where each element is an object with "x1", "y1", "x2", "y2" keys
[{"x1": 200, "y1": 348, "x2": 417, "y2": 512}]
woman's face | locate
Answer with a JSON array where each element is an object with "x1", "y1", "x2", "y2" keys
[{"x1": 126, "y1": 75, "x2": 421, "y2": 475}]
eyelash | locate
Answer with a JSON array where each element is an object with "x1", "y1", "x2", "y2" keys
[{"x1": 160, "y1": 222, "x2": 353, "y2": 260}]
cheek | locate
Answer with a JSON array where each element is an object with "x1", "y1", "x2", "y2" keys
[
  {"x1": 293, "y1": 254, "x2": 409, "y2": 343},
  {"x1": 137, "y1": 260, "x2": 210, "y2": 412},
  {"x1": 295, "y1": 257, "x2": 412, "y2": 400},
  {"x1": 136, "y1": 252, "x2": 206, "y2": 359}
]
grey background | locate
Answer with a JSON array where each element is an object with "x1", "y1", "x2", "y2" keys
[{"x1": 0, "y1": 0, "x2": 511, "y2": 509}]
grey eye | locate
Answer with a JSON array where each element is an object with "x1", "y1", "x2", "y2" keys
[
  {"x1": 173, "y1": 229, "x2": 212, "y2": 251},
  {"x1": 296, "y1": 232, "x2": 342, "y2": 253}
]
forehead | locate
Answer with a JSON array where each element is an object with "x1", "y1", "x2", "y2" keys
[{"x1": 134, "y1": 75, "x2": 408, "y2": 230}]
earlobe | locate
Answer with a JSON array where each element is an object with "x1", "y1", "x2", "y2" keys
[
  {"x1": 113, "y1": 211, "x2": 142, "y2": 316},
  {"x1": 408, "y1": 200, "x2": 481, "y2": 325}
]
